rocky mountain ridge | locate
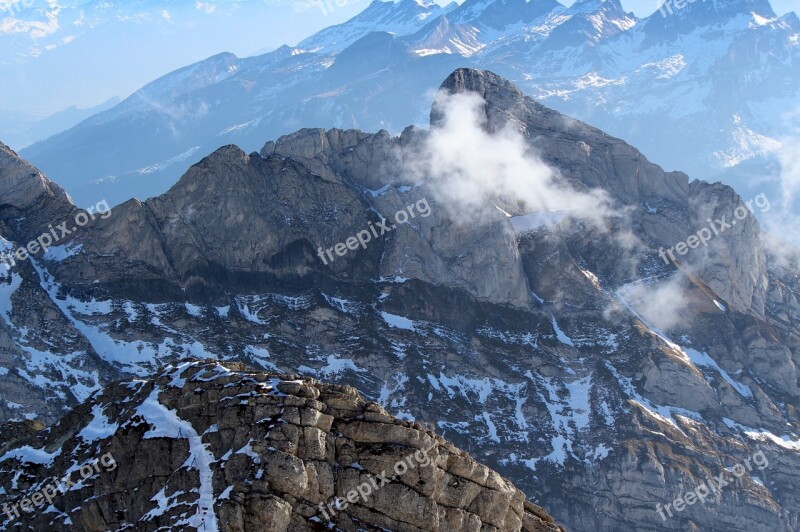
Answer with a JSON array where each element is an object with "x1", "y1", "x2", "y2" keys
[
  {"x1": 0, "y1": 359, "x2": 562, "y2": 531},
  {"x1": 1, "y1": 68, "x2": 799, "y2": 530}
]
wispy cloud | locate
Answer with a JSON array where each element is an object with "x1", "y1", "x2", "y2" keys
[
  {"x1": 623, "y1": 275, "x2": 690, "y2": 332},
  {"x1": 405, "y1": 91, "x2": 613, "y2": 226},
  {"x1": 760, "y1": 106, "x2": 800, "y2": 250},
  {"x1": 194, "y1": 2, "x2": 217, "y2": 14},
  {"x1": 0, "y1": 5, "x2": 60, "y2": 39}
]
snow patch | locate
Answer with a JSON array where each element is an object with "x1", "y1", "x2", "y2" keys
[
  {"x1": 136, "y1": 388, "x2": 219, "y2": 529},
  {"x1": 550, "y1": 315, "x2": 574, "y2": 346},
  {"x1": 0, "y1": 445, "x2": 61, "y2": 466},
  {"x1": 77, "y1": 403, "x2": 119, "y2": 443},
  {"x1": 381, "y1": 311, "x2": 416, "y2": 331},
  {"x1": 43, "y1": 243, "x2": 83, "y2": 262},
  {"x1": 510, "y1": 210, "x2": 569, "y2": 232}
]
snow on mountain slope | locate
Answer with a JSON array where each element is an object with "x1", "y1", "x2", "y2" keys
[
  {"x1": 402, "y1": 0, "x2": 568, "y2": 56},
  {"x1": 298, "y1": 0, "x2": 451, "y2": 53},
  {"x1": 479, "y1": 0, "x2": 800, "y2": 200}
]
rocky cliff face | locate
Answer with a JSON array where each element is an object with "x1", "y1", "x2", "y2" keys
[
  {"x1": 1, "y1": 69, "x2": 799, "y2": 531},
  {"x1": 0, "y1": 360, "x2": 561, "y2": 532}
]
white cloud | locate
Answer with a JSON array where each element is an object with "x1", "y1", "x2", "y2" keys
[
  {"x1": 776, "y1": 135, "x2": 800, "y2": 209},
  {"x1": 624, "y1": 275, "x2": 689, "y2": 332},
  {"x1": 760, "y1": 107, "x2": 800, "y2": 248},
  {"x1": 195, "y1": 2, "x2": 217, "y2": 14},
  {"x1": 407, "y1": 91, "x2": 613, "y2": 226},
  {"x1": 0, "y1": 14, "x2": 59, "y2": 39}
]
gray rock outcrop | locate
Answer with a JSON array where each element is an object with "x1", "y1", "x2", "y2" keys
[{"x1": 0, "y1": 360, "x2": 562, "y2": 532}]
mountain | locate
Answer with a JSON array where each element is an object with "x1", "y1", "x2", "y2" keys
[
  {"x1": 0, "y1": 98, "x2": 121, "y2": 151},
  {"x1": 2, "y1": 68, "x2": 799, "y2": 530},
  {"x1": 0, "y1": 359, "x2": 563, "y2": 531},
  {"x1": 298, "y1": 0, "x2": 452, "y2": 53}
]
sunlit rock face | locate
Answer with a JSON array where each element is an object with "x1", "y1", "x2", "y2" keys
[{"x1": 0, "y1": 360, "x2": 564, "y2": 531}]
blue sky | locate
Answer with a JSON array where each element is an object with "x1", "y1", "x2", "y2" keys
[{"x1": 0, "y1": 0, "x2": 796, "y2": 117}]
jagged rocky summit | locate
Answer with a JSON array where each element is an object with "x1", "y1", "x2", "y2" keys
[{"x1": 0, "y1": 359, "x2": 562, "y2": 531}]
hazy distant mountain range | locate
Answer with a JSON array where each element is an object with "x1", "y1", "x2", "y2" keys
[
  {"x1": 12, "y1": 0, "x2": 799, "y2": 215},
  {"x1": 0, "y1": 0, "x2": 368, "y2": 142},
  {"x1": 0, "y1": 98, "x2": 120, "y2": 150}
]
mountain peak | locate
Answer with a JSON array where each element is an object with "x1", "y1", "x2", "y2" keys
[
  {"x1": 0, "y1": 141, "x2": 69, "y2": 212},
  {"x1": 436, "y1": 67, "x2": 520, "y2": 94},
  {"x1": 431, "y1": 67, "x2": 531, "y2": 127},
  {"x1": 566, "y1": 0, "x2": 625, "y2": 14},
  {"x1": 298, "y1": 0, "x2": 444, "y2": 52},
  {"x1": 646, "y1": 0, "x2": 776, "y2": 37}
]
